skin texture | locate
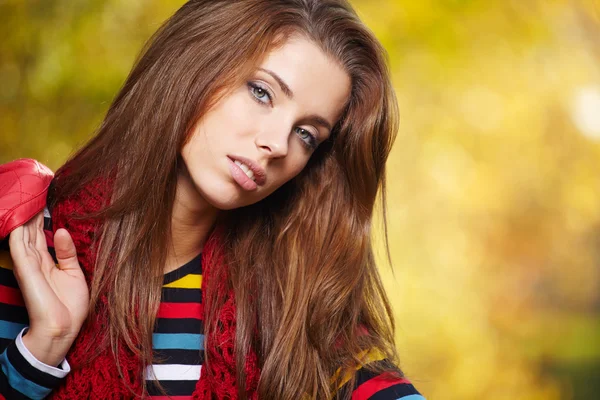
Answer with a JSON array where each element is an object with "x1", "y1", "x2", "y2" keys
[{"x1": 9, "y1": 35, "x2": 351, "y2": 366}]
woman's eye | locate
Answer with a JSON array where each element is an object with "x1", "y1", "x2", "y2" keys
[
  {"x1": 248, "y1": 82, "x2": 272, "y2": 105},
  {"x1": 253, "y1": 87, "x2": 267, "y2": 99},
  {"x1": 295, "y1": 127, "x2": 318, "y2": 150},
  {"x1": 296, "y1": 128, "x2": 310, "y2": 140}
]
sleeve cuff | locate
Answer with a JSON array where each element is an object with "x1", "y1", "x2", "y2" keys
[{"x1": 15, "y1": 328, "x2": 70, "y2": 378}]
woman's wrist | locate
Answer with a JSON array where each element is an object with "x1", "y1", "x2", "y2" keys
[{"x1": 21, "y1": 328, "x2": 77, "y2": 367}]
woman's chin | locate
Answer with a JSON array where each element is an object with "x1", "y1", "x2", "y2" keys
[{"x1": 197, "y1": 182, "x2": 259, "y2": 211}]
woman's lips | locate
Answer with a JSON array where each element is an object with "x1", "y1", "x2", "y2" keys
[
  {"x1": 227, "y1": 157, "x2": 258, "y2": 191},
  {"x1": 227, "y1": 155, "x2": 266, "y2": 185}
]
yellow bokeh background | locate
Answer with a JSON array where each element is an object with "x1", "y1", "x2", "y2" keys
[{"x1": 1, "y1": 1, "x2": 599, "y2": 399}]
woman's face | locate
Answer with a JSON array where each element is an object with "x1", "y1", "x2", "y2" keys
[{"x1": 181, "y1": 35, "x2": 351, "y2": 210}]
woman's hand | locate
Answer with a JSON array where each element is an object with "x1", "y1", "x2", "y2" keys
[{"x1": 8, "y1": 212, "x2": 89, "y2": 367}]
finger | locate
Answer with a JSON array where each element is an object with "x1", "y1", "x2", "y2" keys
[
  {"x1": 34, "y1": 214, "x2": 48, "y2": 253},
  {"x1": 8, "y1": 225, "x2": 41, "y2": 279},
  {"x1": 34, "y1": 220, "x2": 53, "y2": 269},
  {"x1": 54, "y1": 229, "x2": 80, "y2": 272},
  {"x1": 8, "y1": 225, "x2": 26, "y2": 257},
  {"x1": 33, "y1": 211, "x2": 44, "y2": 237},
  {"x1": 27, "y1": 215, "x2": 38, "y2": 248},
  {"x1": 22, "y1": 221, "x2": 30, "y2": 248},
  {"x1": 37, "y1": 211, "x2": 44, "y2": 230}
]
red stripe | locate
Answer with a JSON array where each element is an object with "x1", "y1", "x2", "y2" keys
[
  {"x1": 352, "y1": 372, "x2": 411, "y2": 400},
  {"x1": 0, "y1": 285, "x2": 24, "y2": 307},
  {"x1": 157, "y1": 302, "x2": 203, "y2": 319}
]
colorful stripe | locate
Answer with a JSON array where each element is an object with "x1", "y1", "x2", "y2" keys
[
  {"x1": 154, "y1": 318, "x2": 202, "y2": 335},
  {"x1": 0, "y1": 303, "x2": 29, "y2": 325},
  {"x1": 163, "y1": 274, "x2": 202, "y2": 289},
  {"x1": 0, "y1": 350, "x2": 50, "y2": 399},
  {"x1": 0, "y1": 322, "x2": 26, "y2": 340},
  {"x1": 332, "y1": 347, "x2": 387, "y2": 390},
  {"x1": 147, "y1": 257, "x2": 204, "y2": 399},
  {"x1": 352, "y1": 373, "x2": 412, "y2": 400},
  {"x1": 0, "y1": 286, "x2": 24, "y2": 307},
  {"x1": 145, "y1": 364, "x2": 201, "y2": 381},
  {"x1": 157, "y1": 302, "x2": 203, "y2": 320},
  {"x1": 151, "y1": 333, "x2": 204, "y2": 351}
]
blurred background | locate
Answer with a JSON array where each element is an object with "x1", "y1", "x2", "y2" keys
[{"x1": 1, "y1": 0, "x2": 599, "y2": 398}]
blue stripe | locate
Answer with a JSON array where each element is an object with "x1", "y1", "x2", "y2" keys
[
  {"x1": 0, "y1": 349, "x2": 51, "y2": 399},
  {"x1": 0, "y1": 321, "x2": 27, "y2": 340},
  {"x1": 152, "y1": 333, "x2": 204, "y2": 350},
  {"x1": 397, "y1": 395, "x2": 426, "y2": 400}
]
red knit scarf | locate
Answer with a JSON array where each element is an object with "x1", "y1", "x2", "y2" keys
[{"x1": 47, "y1": 179, "x2": 260, "y2": 399}]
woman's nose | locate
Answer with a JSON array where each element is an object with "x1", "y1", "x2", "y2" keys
[{"x1": 255, "y1": 126, "x2": 290, "y2": 159}]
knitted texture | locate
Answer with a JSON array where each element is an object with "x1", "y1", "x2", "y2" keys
[
  {"x1": 194, "y1": 232, "x2": 260, "y2": 400},
  {"x1": 46, "y1": 178, "x2": 260, "y2": 399}
]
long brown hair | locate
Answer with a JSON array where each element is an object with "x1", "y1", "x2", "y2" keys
[{"x1": 51, "y1": 0, "x2": 400, "y2": 398}]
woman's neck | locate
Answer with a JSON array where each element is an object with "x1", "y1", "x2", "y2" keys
[{"x1": 165, "y1": 170, "x2": 219, "y2": 273}]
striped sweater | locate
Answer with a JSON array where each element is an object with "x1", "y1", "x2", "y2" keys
[
  {"x1": 146, "y1": 253, "x2": 203, "y2": 399},
  {"x1": 0, "y1": 215, "x2": 425, "y2": 399}
]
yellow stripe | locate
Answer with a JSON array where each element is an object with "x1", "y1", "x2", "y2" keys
[
  {"x1": 331, "y1": 348, "x2": 387, "y2": 390},
  {"x1": 163, "y1": 274, "x2": 202, "y2": 289},
  {"x1": 0, "y1": 250, "x2": 14, "y2": 271}
]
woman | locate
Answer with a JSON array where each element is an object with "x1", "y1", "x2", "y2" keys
[{"x1": 0, "y1": 0, "x2": 425, "y2": 399}]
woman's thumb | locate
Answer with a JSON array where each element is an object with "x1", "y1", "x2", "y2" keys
[{"x1": 53, "y1": 228, "x2": 80, "y2": 271}]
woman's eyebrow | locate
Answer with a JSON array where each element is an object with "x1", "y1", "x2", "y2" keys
[
  {"x1": 302, "y1": 115, "x2": 332, "y2": 131},
  {"x1": 258, "y1": 68, "x2": 333, "y2": 131},
  {"x1": 258, "y1": 68, "x2": 294, "y2": 99}
]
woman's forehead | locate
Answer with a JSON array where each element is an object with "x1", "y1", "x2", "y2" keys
[{"x1": 257, "y1": 36, "x2": 351, "y2": 126}]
